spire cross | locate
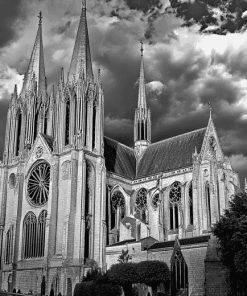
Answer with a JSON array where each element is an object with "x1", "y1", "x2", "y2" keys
[
  {"x1": 38, "y1": 11, "x2": 43, "y2": 25},
  {"x1": 140, "y1": 40, "x2": 144, "y2": 56},
  {"x1": 208, "y1": 102, "x2": 212, "y2": 118}
]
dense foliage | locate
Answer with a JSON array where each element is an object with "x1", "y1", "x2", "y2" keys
[
  {"x1": 137, "y1": 261, "x2": 170, "y2": 292},
  {"x1": 213, "y1": 193, "x2": 247, "y2": 294},
  {"x1": 74, "y1": 269, "x2": 122, "y2": 296}
]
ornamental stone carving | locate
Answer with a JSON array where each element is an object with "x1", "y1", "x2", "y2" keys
[
  {"x1": 35, "y1": 146, "x2": 43, "y2": 158},
  {"x1": 62, "y1": 160, "x2": 71, "y2": 180}
]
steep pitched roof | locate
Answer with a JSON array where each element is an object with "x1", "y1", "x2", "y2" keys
[
  {"x1": 104, "y1": 128, "x2": 207, "y2": 179},
  {"x1": 136, "y1": 127, "x2": 207, "y2": 178},
  {"x1": 104, "y1": 137, "x2": 136, "y2": 179}
]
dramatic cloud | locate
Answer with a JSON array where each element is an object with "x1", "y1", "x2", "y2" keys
[
  {"x1": 170, "y1": 0, "x2": 247, "y2": 34},
  {"x1": 1, "y1": 0, "x2": 247, "y2": 187}
]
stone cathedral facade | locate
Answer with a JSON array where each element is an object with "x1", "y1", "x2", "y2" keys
[{"x1": 0, "y1": 1, "x2": 240, "y2": 296}]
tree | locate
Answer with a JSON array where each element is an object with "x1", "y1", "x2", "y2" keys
[
  {"x1": 213, "y1": 193, "x2": 247, "y2": 295},
  {"x1": 118, "y1": 249, "x2": 132, "y2": 263},
  {"x1": 107, "y1": 262, "x2": 139, "y2": 296},
  {"x1": 136, "y1": 261, "x2": 170, "y2": 294}
]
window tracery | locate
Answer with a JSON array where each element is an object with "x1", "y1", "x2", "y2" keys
[
  {"x1": 23, "y1": 211, "x2": 47, "y2": 259},
  {"x1": 151, "y1": 193, "x2": 160, "y2": 208},
  {"x1": 111, "y1": 191, "x2": 125, "y2": 219},
  {"x1": 27, "y1": 162, "x2": 50, "y2": 206},
  {"x1": 169, "y1": 182, "x2": 181, "y2": 231},
  {"x1": 135, "y1": 188, "x2": 147, "y2": 222}
]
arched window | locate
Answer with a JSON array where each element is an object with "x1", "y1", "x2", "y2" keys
[
  {"x1": 135, "y1": 188, "x2": 147, "y2": 222},
  {"x1": 205, "y1": 182, "x2": 211, "y2": 229},
  {"x1": 22, "y1": 211, "x2": 47, "y2": 259},
  {"x1": 152, "y1": 193, "x2": 160, "y2": 209},
  {"x1": 189, "y1": 183, "x2": 193, "y2": 225},
  {"x1": 65, "y1": 99, "x2": 70, "y2": 145},
  {"x1": 15, "y1": 111, "x2": 22, "y2": 156},
  {"x1": 84, "y1": 101, "x2": 88, "y2": 146},
  {"x1": 23, "y1": 212, "x2": 37, "y2": 259},
  {"x1": 169, "y1": 182, "x2": 181, "y2": 231},
  {"x1": 111, "y1": 191, "x2": 125, "y2": 230},
  {"x1": 37, "y1": 210, "x2": 47, "y2": 257},
  {"x1": 5, "y1": 226, "x2": 13, "y2": 264}
]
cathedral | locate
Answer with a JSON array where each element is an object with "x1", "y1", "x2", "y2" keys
[{"x1": 0, "y1": 1, "x2": 240, "y2": 296}]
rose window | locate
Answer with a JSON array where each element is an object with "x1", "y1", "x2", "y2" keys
[{"x1": 27, "y1": 163, "x2": 50, "y2": 206}]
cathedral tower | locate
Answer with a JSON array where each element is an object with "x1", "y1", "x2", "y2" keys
[{"x1": 134, "y1": 42, "x2": 151, "y2": 159}]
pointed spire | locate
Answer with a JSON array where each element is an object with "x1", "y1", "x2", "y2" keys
[
  {"x1": 60, "y1": 67, "x2": 65, "y2": 87},
  {"x1": 208, "y1": 102, "x2": 212, "y2": 118},
  {"x1": 245, "y1": 177, "x2": 247, "y2": 193},
  {"x1": 21, "y1": 11, "x2": 46, "y2": 98},
  {"x1": 67, "y1": 0, "x2": 93, "y2": 82},
  {"x1": 138, "y1": 41, "x2": 147, "y2": 109}
]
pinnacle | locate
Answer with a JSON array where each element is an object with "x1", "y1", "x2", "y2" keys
[
  {"x1": 21, "y1": 12, "x2": 46, "y2": 99},
  {"x1": 67, "y1": 0, "x2": 93, "y2": 82}
]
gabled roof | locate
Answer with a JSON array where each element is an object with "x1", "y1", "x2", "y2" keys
[
  {"x1": 40, "y1": 134, "x2": 54, "y2": 151},
  {"x1": 104, "y1": 128, "x2": 207, "y2": 180},
  {"x1": 136, "y1": 127, "x2": 207, "y2": 178},
  {"x1": 104, "y1": 137, "x2": 136, "y2": 179}
]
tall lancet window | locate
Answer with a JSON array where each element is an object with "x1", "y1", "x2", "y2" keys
[
  {"x1": 22, "y1": 211, "x2": 47, "y2": 259},
  {"x1": 5, "y1": 226, "x2": 13, "y2": 264},
  {"x1": 37, "y1": 210, "x2": 47, "y2": 257},
  {"x1": 44, "y1": 114, "x2": 48, "y2": 135},
  {"x1": 111, "y1": 191, "x2": 125, "y2": 230},
  {"x1": 189, "y1": 183, "x2": 193, "y2": 225},
  {"x1": 92, "y1": 102, "x2": 97, "y2": 149},
  {"x1": 23, "y1": 212, "x2": 37, "y2": 259},
  {"x1": 33, "y1": 111, "x2": 39, "y2": 140},
  {"x1": 15, "y1": 111, "x2": 22, "y2": 156},
  {"x1": 135, "y1": 188, "x2": 147, "y2": 222},
  {"x1": 205, "y1": 182, "x2": 211, "y2": 229},
  {"x1": 84, "y1": 162, "x2": 94, "y2": 260},
  {"x1": 84, "y1": 100, "x2": 88, "y2": 146},
  {"x1": 65, "y1": 99, "x2": 70, "y2": 145},
  {"x1": 169, "y1": 182, "x2": 181, "y2": 231}
]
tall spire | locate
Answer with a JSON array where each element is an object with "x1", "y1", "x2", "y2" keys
[
  {"x1": 138, "y1": 41, "x2": 147, "y2": 109},
  {"x1": 21, "y1": 11, "x2": 46, "y2": 98},
  {"x1": 67, "y1": 0, "x2": 93, "y2": 82},
  {"x1": 134, "y1": 41, "x2": 151, "y2": 159}
]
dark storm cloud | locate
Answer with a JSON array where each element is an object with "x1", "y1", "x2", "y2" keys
[
  {"x1": 51, "y1": 21, "x2": 72, "y2": 35},
  {"x1": 0, "y1": 0, "x2": 27, "y2": 47},
  {"x1": 170, "y1": 0, "x2": 247, "y2": 34}
]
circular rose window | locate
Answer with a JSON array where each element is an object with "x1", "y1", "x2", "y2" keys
[{"x1": 27, "y1": 162, "x2": 50, "y2": 206}]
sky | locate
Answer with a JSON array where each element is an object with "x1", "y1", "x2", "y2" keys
[{"x1": 1, "y1": 0, "x2": 247, "y2": 187}]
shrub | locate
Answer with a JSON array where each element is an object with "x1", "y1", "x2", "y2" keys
[
  {"x1": 74, "y1": 282, "x2": 94, "y2": 296},
  {"x1": 136, "y1": 261, "x2": 170, "y2": 293}
]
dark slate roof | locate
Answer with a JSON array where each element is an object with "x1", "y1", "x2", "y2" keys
[
  {"x1": 104, "y1": 137, "x2": 136, "y2": 179},
  {"x1": 107, "y1": 238, "x2": 136, "y2": 247},
  {"x1": 41, "y1": 134, "x2": 54, "y2": 151},
  {"x1": 149, "y1": 235, "x2": 211, "y2": 250},
  {"x1": 136, "y1": 128, "x2": 207, "y2": 178}
]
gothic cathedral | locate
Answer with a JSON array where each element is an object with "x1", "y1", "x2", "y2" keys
[{"x1": 0, "y1": 1, "x2": 240, "y2": 296}]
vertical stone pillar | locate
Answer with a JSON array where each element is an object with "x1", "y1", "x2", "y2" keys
[
  {"x1": 12, "y1": 166, "x2": 24, "y2": 289},
  {"x1": 47, "y1": 156, "x2": 59, "y2": 258},
  {"x1": 67, "y1": 151, "x2": 78, "y2": 258}
]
